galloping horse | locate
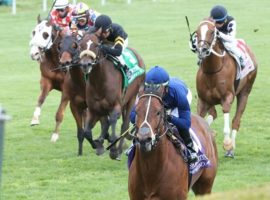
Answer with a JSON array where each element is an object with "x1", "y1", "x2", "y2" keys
[
  {"x1": 29, "y1": 16, "x2": 68, "y2": 142},
  {"x1": 195, "y1": 18, "x2": 257, "y2": 157},
  {"x1": 79, "y1": 33, "x2": 145, "y2": 159},
  {"x1": 128, "y1": 92, "x2": 218, "y2": 200},
  {"x1": 58, "y1": 35, "x2": 110, "y2": 155}
]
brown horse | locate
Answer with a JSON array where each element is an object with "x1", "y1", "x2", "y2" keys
[
  {"x1": 128, "y1": 92, "x2": 218, "y2": 200},
  {"x1": 57, "y1": 35, "x2": 110, "y2": 155},
  {"x1": 29, "y1": 16, "x2": 69, "y2": 142},
  {"x1": 79, "y1": 33, "x2": 145, "y2": 159},
  {"x1": 195, "y1": 19, "x2": 257, "y2": 157}
]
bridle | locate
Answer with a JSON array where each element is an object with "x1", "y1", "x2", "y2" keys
[
  {"x1": 135, "y1": 93, "x2": 168, "y2": 149},
  {"x1": 197, "y1": 20, "x2": 226, "y2": 59},
  {"x1": 79, "y1": 37, "x2": 108, "y2": 74}
]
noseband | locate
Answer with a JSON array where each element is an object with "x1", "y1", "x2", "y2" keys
[{"x1": 197, "y1": 20, "x2": 226, "y2": 58}]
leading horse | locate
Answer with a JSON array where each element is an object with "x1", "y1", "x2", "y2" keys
[
  {"x1": 79, "y1": 33, "x2": 145, "y2": 159},
  {"x1": 29, "y1": 16, "x2": 68, "y2": 142},
  {"x1": 195, "y1": 18, "x2": 257, "y2": 157},
  {"x1": 128, "y1": 92, "x2": 218, "y2": 200}
]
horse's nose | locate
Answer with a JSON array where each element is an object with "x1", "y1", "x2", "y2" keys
[
  {"x1": 137, "y1": 126, "x2": 152, "y2": 141},
  {"x1": 30, "y1": 52, "x2": 40, "y2": 61}
]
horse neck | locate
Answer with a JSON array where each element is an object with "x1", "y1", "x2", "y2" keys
[
  {"x1": 44, "y1": 44, "x2": 59, "y2": 66},
  {"x1": 69, "y1": 67, "x2": 85, "y2": 86},
  {"x1": 89, "y1": 59, "x2": 120, "y2": 91},
  {"x1": 201, "y1": 41, "x2": 224, "y2": 73}
]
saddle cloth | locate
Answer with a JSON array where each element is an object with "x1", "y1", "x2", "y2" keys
[
  {"x1": 230, "y1": 39, "x2": 255, "y2": 80},
  {"x1": 116, "y1": 48, "x2": 145, "y2": 88}
]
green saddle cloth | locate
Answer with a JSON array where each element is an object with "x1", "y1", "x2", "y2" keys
[{"x1": 116, "y1": 48, "x2": 145, "y2": 88}]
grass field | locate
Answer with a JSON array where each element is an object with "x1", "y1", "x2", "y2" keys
[{"x1": 0, "y1": 0, "x2": 270, "y2": 199}]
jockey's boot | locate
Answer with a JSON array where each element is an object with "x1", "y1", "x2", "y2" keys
[{"x1": 181, "y1": 129, "x2": 198, "y2": 164}]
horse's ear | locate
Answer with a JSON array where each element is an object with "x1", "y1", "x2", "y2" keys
[{"x1": 37, "y1": 14, "x2": 41, "y2": 24}]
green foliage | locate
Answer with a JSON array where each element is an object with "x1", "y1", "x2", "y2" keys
[{"x1": 0, "y1": 0, "x2": 270, "y2": 199}]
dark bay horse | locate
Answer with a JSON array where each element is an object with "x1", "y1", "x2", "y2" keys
[
  {"x1": 128, "y1": 92, "x2": 218, "y2": 200},
  {"x1": 195, "y1": 19, "x2": 257, "y2": 157},
  {"x1": 29, "y1": 16, "x2": 69, "y2": 142},
  {"x1": 57, "y1": 35, "x2": 110, "y2": 155},
  {"x1": 79, "y1": 33, "x2": 145, "y2": 159}
]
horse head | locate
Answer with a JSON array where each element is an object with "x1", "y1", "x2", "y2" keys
[
  {"x1": 79, "y1": 33, "x2": 104, "y2": 74},
  {"x1": 196, "y1": 19, "x2": 224, "y2": 59},
  {"x1": 135, "y1": 89, "x2": 168, "y2": 152},
  {"x1": 58, "y1": 35, "x2": 81, "y2": 70},
  {"x1": 29, "y1": 16, "x2": 54, "y2": 62}
]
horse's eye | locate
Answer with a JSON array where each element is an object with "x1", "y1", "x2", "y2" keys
[
  {"x1": 32, "y1": 31, "x2": 35, "y2": 36},
  {"x1": 157, "y1": 111, "x2": 161, "y2": 116},
  {"x1": 43, "y1": 32, "x2": 49, "y2": 40}
]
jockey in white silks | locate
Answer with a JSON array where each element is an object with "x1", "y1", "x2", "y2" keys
[{"x1": 190, "y1": 5, "x2": 245, "y2": 68}]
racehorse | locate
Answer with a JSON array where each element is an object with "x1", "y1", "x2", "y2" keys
[
  {"x1": 29, "y1": 15, "x2": 68, "y2": 142},
  {"x1": 79, "y1": 33, "x2": 145, "y2": 159},
  {"x1": 128, "y1": 92, "x2": 218, "y2": 200},
  {"x1": 195, "y1": 18, "x2": 257, "y2": 157},
  {"x1": 57, "y1": 35, "x2": 111, "y2": 155}
]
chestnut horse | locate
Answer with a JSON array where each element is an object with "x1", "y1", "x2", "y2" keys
[
  {"x1": 57, "y1": 35, "x2": 110, "y2": 155},
  {"x1": 29, "y1": 16, "x2": 69, "y2": 142},
  {"x1": 195, "y1": 19, "x2": 257, "y2": 157},
  {"x1": 79, "y1": 33, "x2": 145, "y2": 159},
  {"x1": 128, "y1": 92, "x2": 218, "y2": 200}
]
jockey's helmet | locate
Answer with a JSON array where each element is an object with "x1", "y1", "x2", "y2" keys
[
  {"x1": 74, "y1": 2, "x2": 89, "y2": 18},
  {"x1": 145, "y1": 66, "x2": 170, "y2": 86},
  {"x1": 54, "y1": 0, "x2": 69, "y2": 9},
  {"x1": 210, "y1": 5, "x2": 228, "y2": 23},
  {"x1": 94, "y1": 15, "x2": 112, "y2": 32}
]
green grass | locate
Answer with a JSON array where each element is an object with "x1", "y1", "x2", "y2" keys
[{"x1": 1, "y1": 0, "x2": 270, "y2": 199}]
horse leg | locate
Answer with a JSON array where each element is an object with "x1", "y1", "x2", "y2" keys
[
  {"x1": 84, "y1": 110, "x2": 98, "y2": 150},
  {"x1": 51, "y1": 92, "x2": 69, "y2": 142},
  {"x1": 109, "y1": 105, "x2": 121, "y2": 160},
  {"x1": 30, "y1": 78, "x2": 52, "y2": 126},
  {"x1": 230, "y1": 91, "x2": 251, "y2": 152},
  {"x1": 207, "y1": 106, "x2": 217, "y2": 125},
  {"x1": 93, "y1": 116, "x2": 110, "y2": 156},
  {"x1": 69, "y1": 102, "x2": 85, "y2": 156},
  {"x1": 221, "y1": 93, "x2": 234, "y2": 157},
  {"x1": 197, "y1": 98, "x2": 212, "y2": 125},
  {"x1": 117, "y1": 100, "x2": 134, "y2": 159}
]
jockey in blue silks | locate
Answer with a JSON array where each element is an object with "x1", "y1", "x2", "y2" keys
[{"x1": 130, "y1": 66, "x2": 198, "y2": 163}]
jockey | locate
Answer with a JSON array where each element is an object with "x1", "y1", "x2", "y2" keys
[
  {"x1": 71, "y1": 2, "x2": 100, "y2": 33},
  {"x1": 90, "y1": 14, "x2": 128, "y2": 69},
  {"x1": 130, "y1": 66, "x2": 198, "y2": 164},
  {"x1": 190, "y1": 5, "x2": 244, "y2": 67},
  {"x1": 49, "y1": 0, "x2": 74, "y2": 34}
]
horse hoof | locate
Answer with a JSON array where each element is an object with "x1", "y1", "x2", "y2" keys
[
  {"x1": 109, "y1": 148, "x2": 120, "y2": 160},
  {"x1": 51, "y1": 133, "x2": 59, "y2": 143},
  {"x1": 223, "y1": 138, "x2": 233, "y2": 151},
  {"x1": 93, "y1": 140, "x2": 104, "y2": 155},
  {"x1": 224, "y1": 150, "x2": 234, "y2": 158},
  {"x1": 30, "y1": 119, "x2": 40, "y2": 126}
]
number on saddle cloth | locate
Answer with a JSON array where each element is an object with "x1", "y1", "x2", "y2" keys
[{"x1": 108, "y1": 48, "x2": 145, "y2": 89}]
